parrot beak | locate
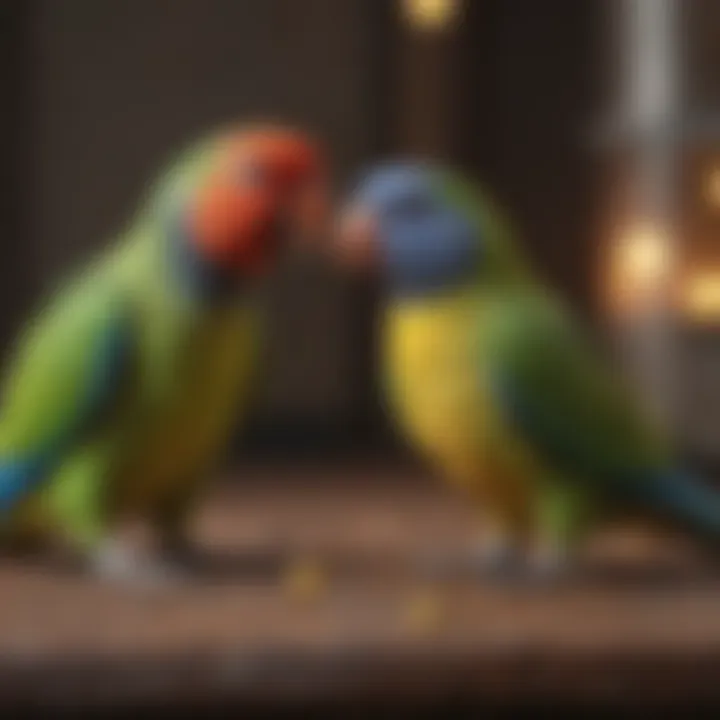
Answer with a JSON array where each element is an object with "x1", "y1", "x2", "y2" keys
[
  {"x1": 286, "y1": 173, "x2": 332, "y2": 249},
  {"x1": 334, "y1": 204, "x2": 381, "y2": 271}
]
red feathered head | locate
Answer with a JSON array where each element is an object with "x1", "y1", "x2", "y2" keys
[{"x1": 190, "y1": 124, "x2": 328, "y2": 276}]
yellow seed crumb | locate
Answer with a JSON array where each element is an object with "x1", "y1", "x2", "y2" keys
[
  {"x1": 403, "y1": 590, "x2": 445, "y2": 635},
  {"x1": 283, "y1": 557, "x2": 328, "y2": 603}
]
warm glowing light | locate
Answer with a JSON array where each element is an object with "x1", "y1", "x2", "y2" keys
[
  {"x1": 704, "y1": 168, "x2": 720, "y2": 209},
  {"x1": 606, "y1": 221, "x2": 674, "y2": 314},
  {"x1": 681, "y1": 270, "x2": 720, "y2": 321},
  {"x1": 401, "y1": 0, "x2": 460, "y2": 32},
  {"x1": 615, "y1": 223, "x2": 672, "y2": 284}
]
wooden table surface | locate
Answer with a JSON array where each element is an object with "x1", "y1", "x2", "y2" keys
[{"x1": 2, "y1": 462, "x2": 720, "y2": 711}]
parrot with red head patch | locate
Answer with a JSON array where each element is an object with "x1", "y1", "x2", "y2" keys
[{"x1": 0, "y1": 123, "x2": 328, "y2": 587}]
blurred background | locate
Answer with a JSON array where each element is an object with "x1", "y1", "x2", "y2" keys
[
  {"x1": 0, "y1": 0, "x2": 607, "y2": 463},
  {"x1": 2, "y1": 0, "x2": 720, "y2": 713}
]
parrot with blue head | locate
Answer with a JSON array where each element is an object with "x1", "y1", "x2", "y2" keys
[
  {"x1": 0, "y1": 123, "x2": 328, "y2": 587},
  {"x1": 335, "y1": 161, "x2": 720, "y2": 581}
]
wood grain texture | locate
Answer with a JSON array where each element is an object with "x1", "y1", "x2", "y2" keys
[{"x1": 1, "y1": 464, "x2": 720, "y2": 711}]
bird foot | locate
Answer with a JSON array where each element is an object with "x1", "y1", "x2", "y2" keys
[
  {"x1": 517, "y1": 544, "x2": 576, "y2": 588},
  {"x1": 90, "y1": 539, "x2": 190, "y2": 591},
  {"x1": 466, "y1": 539, "x2": 525, "y2": 581},
  {"x1": 416, "y1": 539, "x2": 522, "y2": 582}
]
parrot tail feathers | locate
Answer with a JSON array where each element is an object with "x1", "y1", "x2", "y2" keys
[{"x1": 641, "y1": 469, "x2": 720, "y2": 546}]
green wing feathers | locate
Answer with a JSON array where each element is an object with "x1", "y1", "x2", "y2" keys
[
  {"x1": 485, "y1": 293, "x2": 670, "y2": 493},
  {"x1": 0, "y1": 273, "x2": 133, "y2": 513}
]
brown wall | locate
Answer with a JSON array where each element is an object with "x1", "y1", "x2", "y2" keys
[
  {"x1": 0, "y1": 2, "x2": 36, "y2": 355},
  {"x1": 10, "y1": 0, "x2": 388, "y2": 448},
  {"x1": 0, "y1": 1, "x2": 616, "y2": 457},
  {"x1": 683, "y1": 0, "x2": 720, "y2": 113},
  {"x1": 455, "y1": 0, "x2": 604, "y2": 320}
]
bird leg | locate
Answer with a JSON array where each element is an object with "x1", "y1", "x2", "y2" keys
[
  {"x1": 89, "y1": 534, "x2": 189, "y2": 590},
  {"x1": 523, "y1": 485, "x2": 591, "y2": 585},
  {"x1": 152, "y1": 485, "x2": 205, "y2": 574},
  {"x1": 414, "y1": 515, "x2": 523, "y2": 581},
  {"x1": 467, "y1": 519, "x2": 525, "y2": 578}
]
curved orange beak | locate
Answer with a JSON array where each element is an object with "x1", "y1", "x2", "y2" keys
[
  {"x1": 287, "y1": 171, "x2": 332, "y2": 248},
  {"x1": 334, "y1": 204, "x2": 381, "y2": 271}
]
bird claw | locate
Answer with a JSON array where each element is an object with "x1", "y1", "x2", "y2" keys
[
  {"x1": 90, "y1": 540, "x2": 190, "y2": 591},
  {"x1": 519, "y1": 545, "x2": 575, "y2": 588},
  {"x1": 467, "y1": 540, "x2": 523, "y2": 580},
  {"x1": 415, "y1": 541, "x2": 521, "y2": 582}
]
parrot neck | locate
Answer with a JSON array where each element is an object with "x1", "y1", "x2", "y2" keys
[
  {"x1": 164, "y1": 211, "x2": 248, "y2": 307},
  {"x1": 484, "y1": 252, "x2": 536, "y2": 289}
]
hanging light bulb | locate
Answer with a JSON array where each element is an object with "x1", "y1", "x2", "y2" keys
[
  {"x1": 606, "y1": 219, "x2": 674, "y2": 315},
  {"x1": 681, "y1": 269, "x2": 720, "y2": 322},
  {"x1": 401, "y1": 0, "x2": 461, "y2": 33}
]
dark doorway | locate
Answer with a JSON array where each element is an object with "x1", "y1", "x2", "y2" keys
[{"x1": 455, "y1": 0, "x2": 605, "y2": 319}]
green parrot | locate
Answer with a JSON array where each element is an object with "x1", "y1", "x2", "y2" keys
[
  {"x1": 0, "y1": 124, "x2": 328, "y2": 587},
  {"x1": 334, "y1": 161, "x2": 720, "y2": 580}
]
